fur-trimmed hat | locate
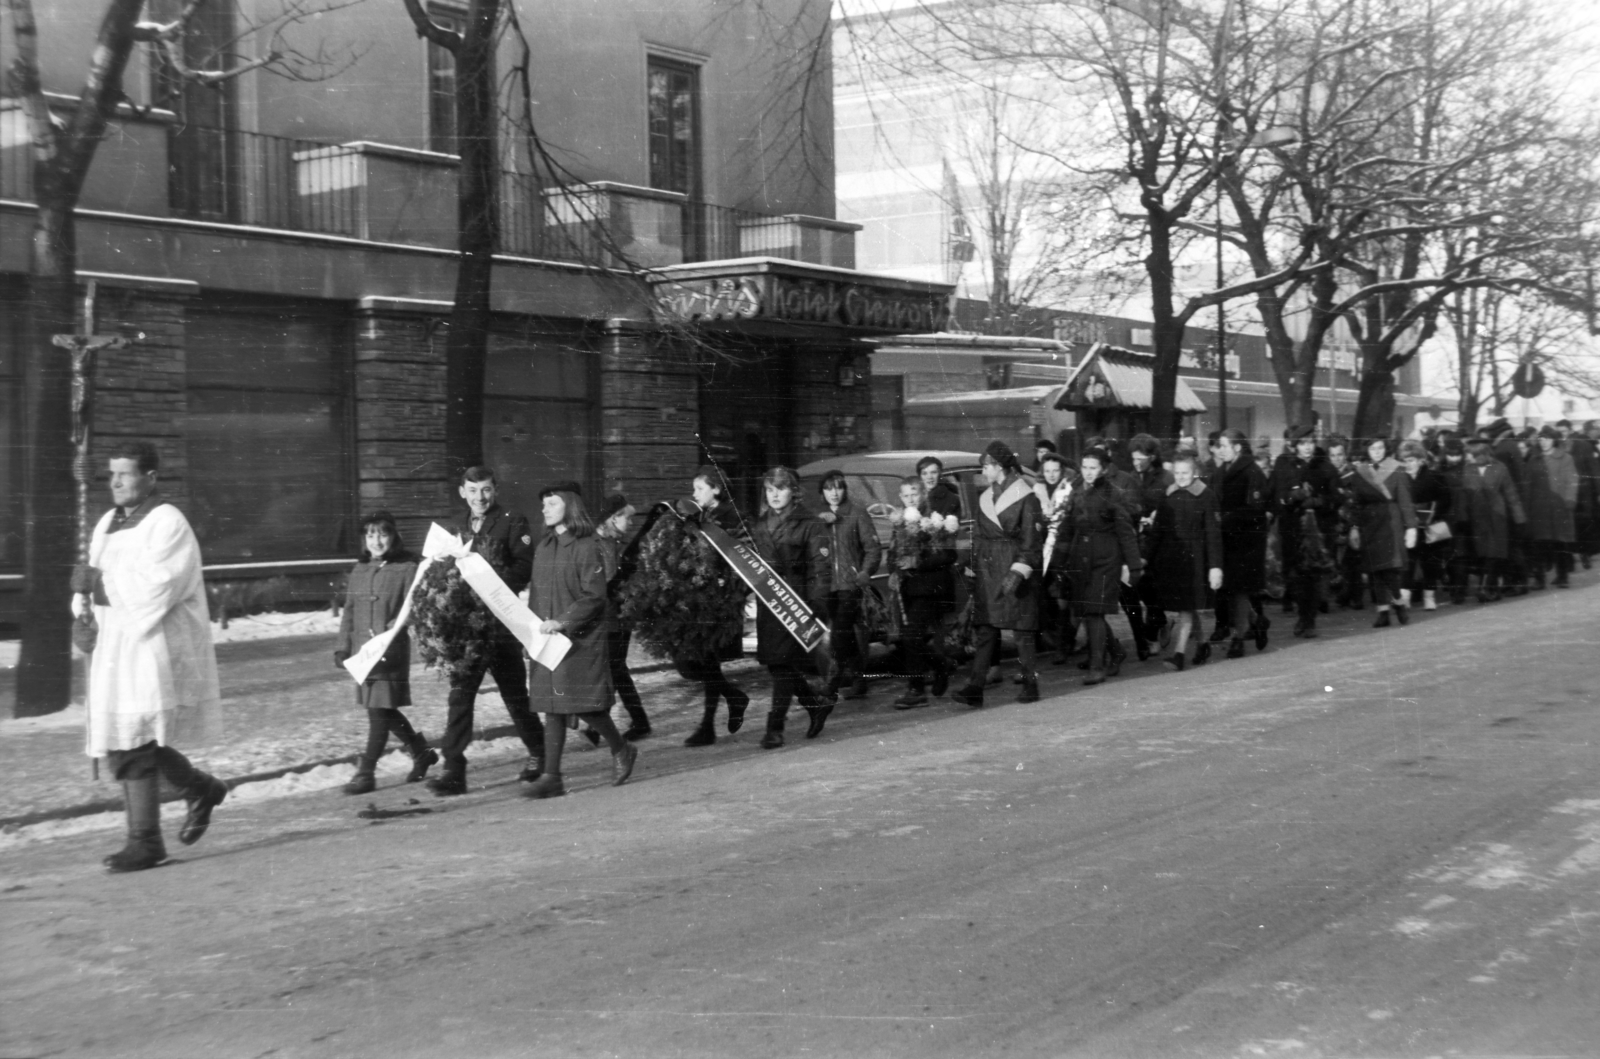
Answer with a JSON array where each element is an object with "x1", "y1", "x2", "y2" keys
[
  {"x1": 982, "y1": 440, "x2": 1018, "y2": 471},
  {"x1": 599, "y1": 493, "x2": 632, "y2": 520}
]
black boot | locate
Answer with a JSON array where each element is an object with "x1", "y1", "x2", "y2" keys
[
  {"x1": 405, "y1": 733, "x2": 439, "y2": 783},
  {"x1": 105, "y1": 776, "x2": 166, "y2": 873},
  {"x1": 725, "y1": 686, "x2": 750, "y2": 733},
  {"x1": 1105, "y1": 637, "x2": 1127, "y2": 678},
  {"x1": 1226, "y1": 638, "x2": 1246, "y2": 659},
  {"x1": 178, "y1": 772, "x2": 228, "y2": 846},
  {"x1": 621, "y1": 701, "x2": 652, "y2": 742},
  {"x1": 343, "y1": 757, "x2": 376, "y2": 795},
  {"x1": 760, "y1": 707, "x2": 787, "y2": 749},
  {"x1": 684, "y1": 705, "x2": 718, "y2": 747},
  {"x1": 1016, "y1": 672, "x2": 1040, "y2": 704}
]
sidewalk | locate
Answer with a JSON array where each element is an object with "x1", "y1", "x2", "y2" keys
[{"x1": 2, "y1": 570, "x2": 1594, "y2": 838}]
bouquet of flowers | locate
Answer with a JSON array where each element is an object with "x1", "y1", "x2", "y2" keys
[
  {"x1": 410, "y1": 556, "x2": 496, "y2": 681},
  {"x1": 888, "y1": 505, "x2": 960, "y2": 570},
  {"x1": 615, "y1": 511, "x2": 746, "y2": 662}
]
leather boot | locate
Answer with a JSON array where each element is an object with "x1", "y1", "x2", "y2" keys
[
  {"x1": 759, "y1": 707, "x2": 787, "y2": 749},
  {"x1": 684, "y1": 705, "x2": 718, "y2": 747},
  {"x1": 343, "y1": 757, "x2": 377, "y2": 795},
  {"x1": 1016, "y1": 673, "x2": 1040, "y2": 704},
  {"x1": 405, "y1": 733, "x2": 439, "y2": 783},
  {"x1": 178, "y1": 772, "x2": 228, "y2": 846},
  {"x1": 105, "y1": 776, "x2": 167, "y2": 873},
  {"x1": 725, "y1": 686, "x2": 750, "y2": 733},
  {"x1": 1105, "y1": 637, "x2": 1127, "y2": 678}
]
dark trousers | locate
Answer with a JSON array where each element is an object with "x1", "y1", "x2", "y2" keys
[
  {"x1": 676, "y1": 655, "x2": 745, "y2": 707},
  {"x1": 823, "y1": 591, "x2": 865, "y2": 680},
  {"x1": 1408, "y1": 540, "x2": 1451, "y2": 593},
  {"x1": 440, "y1": 636, "x2": 544, "y2": 771},
  {"x1": 968, "y1": 624, "x2": 1037, "y2": 685},
  {"x1": 1280, "y1": 523, "x2": 1323, "y2": 622},
  {"x1": 607, "y1": 625, "x2": 647, "y2": 723},
  {"x1": 1369, "y1": 568, "x2": 1403, "y2": 607}
]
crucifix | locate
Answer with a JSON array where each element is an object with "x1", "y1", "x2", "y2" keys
[{"x1": 51, "y1": 280, "x2": 142, "y2": 568}]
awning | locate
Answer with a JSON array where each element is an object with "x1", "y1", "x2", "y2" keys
[{"x1": 1054, "y1": 342, "x2": 1206, "y2": 413}]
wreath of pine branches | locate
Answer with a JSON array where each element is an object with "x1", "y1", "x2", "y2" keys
[
  {"x1": 409, "y1": 557, "x2": 496, "y2": 680},
  {"x1": 616, "y1": 513, "x2": 745, "y2": 662}
]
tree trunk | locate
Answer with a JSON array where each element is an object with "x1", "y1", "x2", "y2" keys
[
  {"x1": 1352, "y1": 366, "x2": 1397, "y2": 441},
  {"x1": 440, "y1": 0, "x2": 501, "y2": 473},
  {"x1": 15, "y1": 203, "x2": 78, "y2": 717},
  {"x1": 1146, "y1": 221, "x2": 1183, "y2": 443}
]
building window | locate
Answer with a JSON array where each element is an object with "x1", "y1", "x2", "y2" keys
[
  {"x1": 428, "y1": 7, "x2": 466, "y2": 153},
  {"x1": 648, "y1": 58, "x2": 700, "y2": 197},
  {"x1": 184, "y1": 300, "x2": 352, "y2": 563},
  {"x1": 152, "y1": 0, "x2": 236, "y2": 221}
]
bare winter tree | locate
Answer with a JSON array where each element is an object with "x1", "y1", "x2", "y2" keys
[{"x1": 4, "y1": 0, "x2": 355, "y2": 716}]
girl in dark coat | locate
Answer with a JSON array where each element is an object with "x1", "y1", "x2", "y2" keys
[
  {"x1": 679, "y1": 468, "x2": 751, "y2": 747},
  {"x1": 1350, "y1": 438, "x2": 1419, "y2": 627},
  {"x1": 334, "y1": 512, "x2": 436, "y2": 794},
  {"x1": 817, "y1": 471, "x2": 883, "y2": 698},
  {"x1": 523, "y1": 490, "x2": 637, "y2": 799},
  {"x1": 1399, "y1": 441, "x2": 1451, "y2": 610},
  {"x1": 1144, "y1": 453, "x2": 1223, "y2": 670},
  {"x1": 752, "y1": 466, "x2": 836, "y2": 748},
  {"x1": 1063, "y1": 448, "x2": 1144, "y2": 685},
  {"x1": 1459, "y1": 438, "x2": 1528, "y2": 600},
  {"x1": 1215, "y1": 430, "x2": 1272, "y2": 658},
  {"x1": 951, "y1": 441, "x2": 1045, "y2": 707}
]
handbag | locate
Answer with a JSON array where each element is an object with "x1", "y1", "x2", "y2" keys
[{"x1": 1424, "y1": 520, "x2": 1452, "y2": 544}]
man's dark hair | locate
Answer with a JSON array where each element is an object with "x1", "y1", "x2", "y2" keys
[
  {"x1": 915, "y1": 455, "x2": 944, "y2": 475},
  {"x1": 819, "y1": 470, "x2": 848, "y2": 496},
  {"x1": 461, "y1": 465, "x2": 496, "y2": 486},
  {"x1": 108, "y1": 440, "x2": 159, "y2": 474},
  {"x1": 1035, "y1": 439, "x2": 1057, "y2": 453}
]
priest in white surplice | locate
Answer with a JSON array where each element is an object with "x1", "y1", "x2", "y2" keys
[{"x1": 72, "y1": 441, "x2": 227, "y2": 873}]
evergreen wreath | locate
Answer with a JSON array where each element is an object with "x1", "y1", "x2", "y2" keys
[
  {"x1": 409, "y1": 557, "x2": 496, "y2": 680},
  {"x1": 616, "y1": 512, "x2": 745, "y2": 661}
]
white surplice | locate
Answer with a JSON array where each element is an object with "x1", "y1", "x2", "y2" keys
[{"x1": 84, "y1": 502, "x2": 222, "y2": 757}]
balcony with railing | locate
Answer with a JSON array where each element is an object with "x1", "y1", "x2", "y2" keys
[{"x1": 0, "y1": 113, "x2": 859, "y2": 270}]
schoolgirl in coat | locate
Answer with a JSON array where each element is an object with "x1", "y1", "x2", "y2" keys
[
  {"x1": 523, "y1": 490, "x2": 637, "y2": 799},
  {"x1": 1064, "y1": 448, "x2": 1144, "y2": 685},
  {"x1": 752, "y1": 466, "x2": 837, "y2": 748},
  {"x1": 1143, "y1": 454, "x2": 1223, "y2": 669},
  {"x1": 1349, "y1": 438, "x2": 1419, "y2": 626},
  {"x1": 951, "y1": 440, "x2": 1045, "y2": 708},
  {"x1": 1215, "y1": 430, "x2": 1272, "y2": 658},
  {"x1": 817, "y1": 471, "x2": 883, "y2": 698},
  {"x1": 334, "y1": 511, "x2": 436, "y2": 794},
  {"x1": 1033, "y1": 453, "x2": 1080, "y2": 662}
]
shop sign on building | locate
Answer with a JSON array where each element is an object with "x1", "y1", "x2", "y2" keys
[{"x1": 655, "y1": 270, "x2": 950, "y2": 333}]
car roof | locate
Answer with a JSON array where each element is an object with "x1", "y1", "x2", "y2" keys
[{"x1": 796, "y1": 450, "x2": 983, "y2": 478}]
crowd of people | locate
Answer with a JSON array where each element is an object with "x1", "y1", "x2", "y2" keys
[{"x1": 74, "y1": 418, "x2": 1598, "y2": 873}]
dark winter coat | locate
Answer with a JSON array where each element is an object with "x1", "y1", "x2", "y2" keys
[
  {"x1": 818, "y1": 498, "x2": 882, "y2": 596},
  {"x1": 1404, "y1": 465, "x2": 1453, "y2": 529},
  {"x1": 752, "y1": 504, "x2": 832, "y2": 667},
  {"x1": 528, "y1": 531, "x2": 612, "y2": 715},
  {"x1": 1063, "y1": 477, "x2": 1143, "y2": 616},
  {"x1": 1458, "y1": 459, "x2": 1527, "y2": 560},
  {"x1": 1131, "y1": 464, "x2": 1176, "y2": 519},
  {"x1": 447, "y1": 504, "x2": 535, "y2": 643},
  {"x1": 1269, "y1": 451, "x2": 1339, "y2": 532},
  {"x1": 1524, "y1": 447, "x2": 1579, "y2": 543},
  {"x1": 1216, "y1": 456, "x2": 1271, "y2": 594},
  {"x1": 1145, "y1": 481, "x2": 1222, "y2": 613},
  {"x1": 970, "y1": 473, "x2": 1045, "y2": 630},
  {"x1": 895, "y1": 510, "x2": 957, "y2": 604},
  {"x1": 336, "y1": 556, "x2": 418, "y2": 710},
  {"x1": 926, "y1": 482, "x2": 963, "y2": 519},
  {"x1": 1349, "y1": 458, "x2": 1418, "y2": 573}
]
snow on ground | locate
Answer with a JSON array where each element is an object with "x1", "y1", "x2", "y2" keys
[{"x1": 0, "y1": 610, "x2": 342, "y2": 673}]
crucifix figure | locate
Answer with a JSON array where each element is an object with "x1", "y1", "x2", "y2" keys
[{"x1": 51, "y1": 280, "x2": 142, "y2": 576}]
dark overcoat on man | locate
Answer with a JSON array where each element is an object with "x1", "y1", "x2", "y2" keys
[
  {"x1": 752, "y1": 504, "x2": 833, "y2": 667},
  {"x1": 1064, "y1": 477, "x2": 1144, "y2": 616},
  {"x1": 971, "y1": 472, "x2": 1044, "y2": 630},
  {"x1": 1217, "y1": 456, "x2": 1271, "y2": 595},
  {"x1": 1458, "y1": 459, "x2": 1526, "y2": 560},
  {"x1": 1524, "y1": 447, "x2": 1579, "y2": 544},
  {"x1": 1145, "y1": 480, "x2": 1223, "y2": 613}
]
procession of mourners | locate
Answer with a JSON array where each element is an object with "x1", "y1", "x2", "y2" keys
[{"x1": 73, "y1": 419, "x2": 1600, "y2": 872}]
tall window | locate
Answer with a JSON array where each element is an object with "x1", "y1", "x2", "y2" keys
[
  {"x1": 428, "y1": 7, "x2": 466, "y2": 153},
  {"x1": 184, "y1": 300, "x2": 352, "y2": 562},
  {"x1": 152, "y1": 0, "x2": 236, "y2": 220},
  {"x1": 648, "y1": 58, "x2": 700, "y2": 197}
]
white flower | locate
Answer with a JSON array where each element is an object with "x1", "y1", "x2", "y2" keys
[
  {"x1": 943, "y1": 514, "x2": 959, "y2": 534},
  {"x1": 903, "y1": 507, "x2": 921, "y2": 526}
]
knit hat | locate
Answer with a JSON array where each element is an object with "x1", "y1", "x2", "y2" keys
[
  {"x1": 982, "y1": 440, "x2": 1018, "y2": 471},
  {"x1": 600, "y1": 493, "x2": 632, "y2": 520}
]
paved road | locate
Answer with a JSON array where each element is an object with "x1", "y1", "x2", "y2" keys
[{"x1": 4, "y1": 586, "x2": 1598, "y2": 1058}]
